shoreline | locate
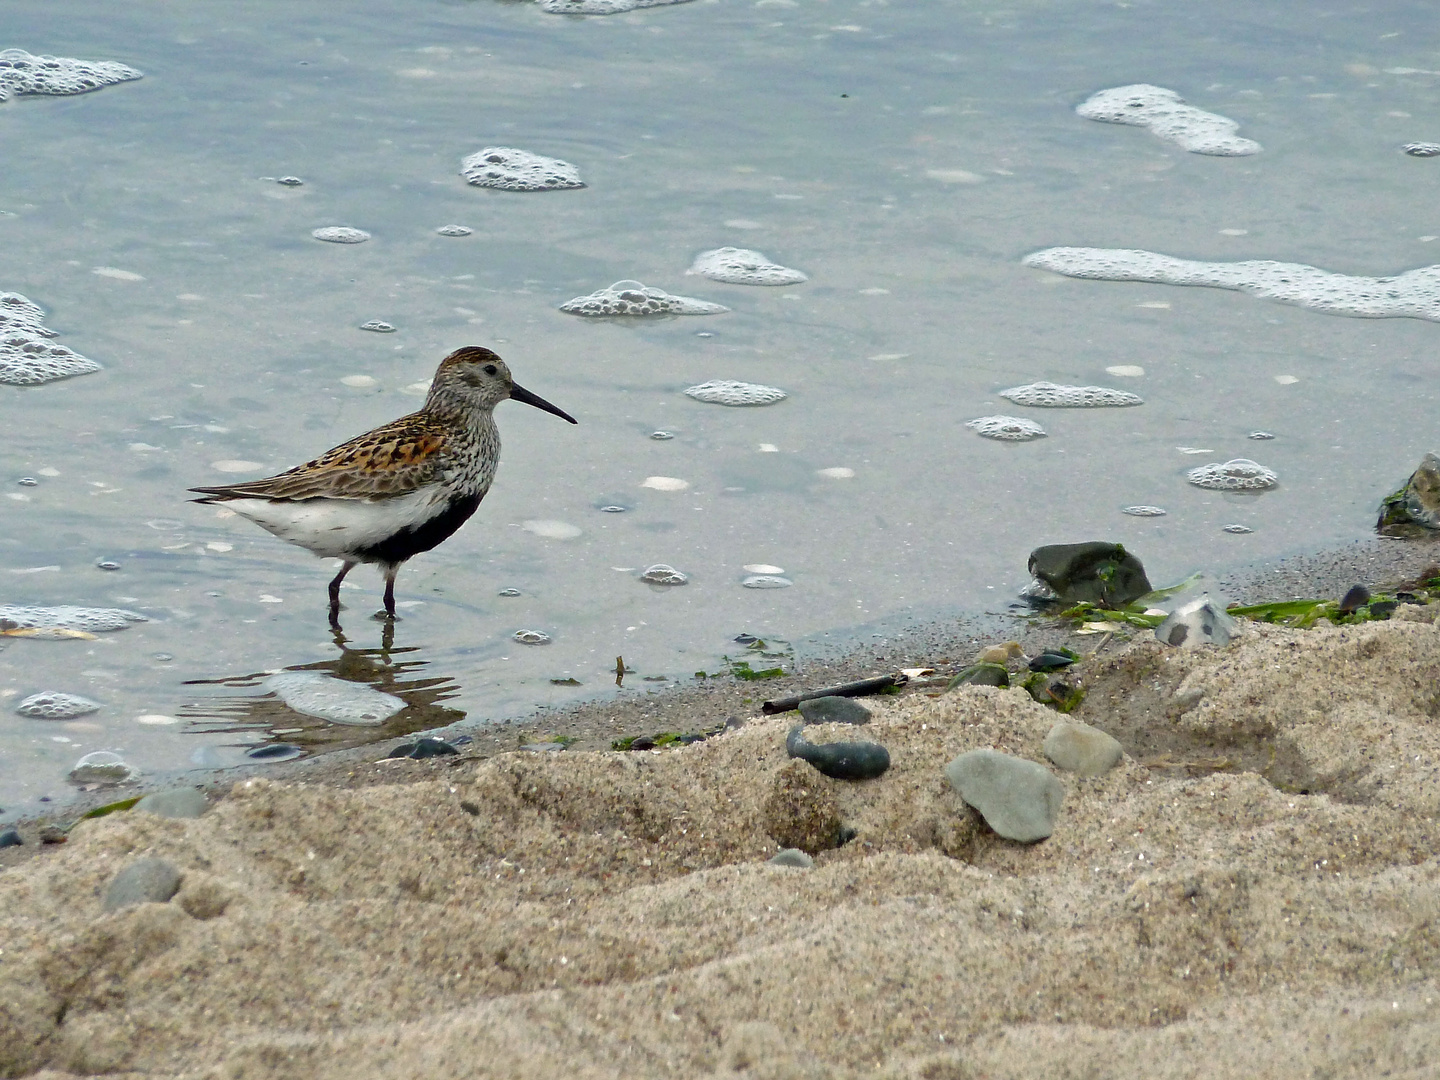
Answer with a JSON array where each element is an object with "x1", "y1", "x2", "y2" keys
[{"x1": 3, "y1": 531, "x2": 1436, "y2": 853}]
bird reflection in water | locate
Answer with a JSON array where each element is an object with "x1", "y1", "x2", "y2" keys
[{"x1": 179, "y1": 623, "x2": 465, "y2": 760}]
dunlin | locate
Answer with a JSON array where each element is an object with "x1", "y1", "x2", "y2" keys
[{"x1": 191, "y1": 346, "x2": 576, "y2": 624}]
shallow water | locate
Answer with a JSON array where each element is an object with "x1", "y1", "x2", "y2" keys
[{"x1": 2, "y1": 0, "x2": 1438, "y2": 815}]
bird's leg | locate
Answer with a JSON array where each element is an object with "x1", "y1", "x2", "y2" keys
[
  {"x1": 379, "y1": 565, "x2": 399, "y2": 621},
  {"x1": 328, "y1": 561, "x2": 355, "y2": 628}
]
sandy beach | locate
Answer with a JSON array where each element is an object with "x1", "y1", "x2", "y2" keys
[{"x1": 2, "y1": 539, "x2": 1439, "y2": 1079}]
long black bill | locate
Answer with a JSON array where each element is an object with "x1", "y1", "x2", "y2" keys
[{"x1": 510, "y1": 382, "x2": 578, "y2": 424}]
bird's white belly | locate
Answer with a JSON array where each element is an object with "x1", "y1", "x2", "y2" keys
[{"x1": 222, "y1": 488, "x2": 450, "y2": 560}]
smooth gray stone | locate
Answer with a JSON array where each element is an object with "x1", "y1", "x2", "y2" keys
[
  {"x1": 786, "y1": 725, "x2": 890, "y2": 780},
  {"x1": 767, "y1": 848, "x2": 815, "y2": 868},
  {"x1": 135, "y1": 787, "x2": 208, "y2": 819},
  {"x1": 944, "y1": 749, "x2": 1064, "y2": 843},
  {"x1": 1155, "y1": 594, "x2": 1236, "y2": 649},
  {"x1": 1043, "y1": 722, "x2": 1124, "y2": 777},
  {"x1": 797, "y1": 695, "x2": 872, "y2": 725},
  {"x1": 103, "y1": 857, "x2": 182, "y2": 912}
]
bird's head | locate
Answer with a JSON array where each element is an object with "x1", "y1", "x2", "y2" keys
[{"x1": 428, "y1": 346, "x2": 577, "y2": 424}]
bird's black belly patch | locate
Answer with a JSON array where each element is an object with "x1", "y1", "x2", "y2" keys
[{"x1": 355, "y1": 492, "x2": 483, "y2": 564}]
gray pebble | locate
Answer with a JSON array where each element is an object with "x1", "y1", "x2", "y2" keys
[
  {"x1": 0, "y1": 826, "x2": 20, "y2": 848},
  {"x1": 134, "y1": 787, "x2": 209, "y2": 819},
  {"x1": 767, "y1": 848, "x2": 814, "y2": 868},
  {"x1": 944, "y1": 749, "x2": 1063, "y2": 843},
  {"x1": 797, "y1": 695, "x2": 871, "y2": 725},
  {"x1": 1154, "y1": 594, "x2": 1236, "y2": 648},
  {"x1": 1043, "y1": 721, "x2": 1124, "y2": 777},
  {"x1": 786, "y1": 725, "x2": 889, "y2": 780},
  {"x1": 103, "y1": 857, "x2": 182, "y2": 912}
]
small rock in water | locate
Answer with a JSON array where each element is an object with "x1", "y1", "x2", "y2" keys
[
  {"x1": 0, "y1": 293, "x2": 103, "y2": 385},
  {"x1": 0, "y1": 827, "x2": 20, "y2": 848},
  {"x1": 687, "y1": 247, "x2": 807, "y2": 286},
  {"x1": 135, "y1": 787, "x2": 208, "y2": 819},
  {"x1": 0, "y1": 49, "x2": 143, "y2": 101},
  {"x1": 966, "y1": 415, "x2": 1046, "y2": 441},
  {"x1": 69, "y1": 751, "x2": 135, "y2": 785},
  {"x1": 435, "y1": 224, "x2": 473, "y2": 236},
  {"x1": 767, "y1": 847, "x2": 814, "y2": 868},
  {"x1": 1186, "y1": 458, "x2": 1278, "y2": 491},
  {"x1": 359, "y1": 320, "x2": 396, "y2": 333},
  {"x1": 387, "y1": 736, "x2": 459, "y2": 759},
  {"x1": 998, "y1": 381, "x2": 1143, "y2": 408},
  {"x1": 786, "y1": 724, "x2": 890, "y2": 781},
  {"x1": 245, "y1": 743, "x2": 304, "y2": 762},
  {"x1": 265, "y1": 671, "x2": 404, "y2": 726},
  {"x1": 944, "y1": 749, "x2": 1064, "y2": 843},
  {"x1": 641, "y1": 564, "x2": 689, "y2": 585},
  {"x1": 1404, "y1": 142, "x2": 1440, "y2": 157},
  {"x1": 276, "y1": 176, "x2": 304, "y2": 186},
  {"x1": 16, "y1": 691, "x2": 101, "y2": 719},
  {"x1": 103, "y1": 857, "x2": 181, "y2": 912},
  {"x1": 461, "y1": 146, "x2": 583, "y2": 190},
  {"x1": 513, "y1": 629, "x2": 552, "y2": 645},
  {"x1": 560, "y1": 281, "x2": 728, "y2": 317},
  {"x1": 684, "y1": 380, "x2": 787, "y2": 406},
  {"x1": 797, "y1": 696, "x2": 872, "y2": 726},
  {"x1": 742, "y1": 574, "x2": 792, "y2": 589},
  {"x1": 311, "y1": 226, "x2": 370, "y2": 244},
  {"x1": 1155, "y1": 594, "x2": 1236, "y2": 648},
  {"x1": 1122, "y1": 505, "x2": 1166, "y2": 517},
  {"x1": 1222, "y1": 524, "x2": 1254, "y2": 534},
  {"x1": 1043, "y1": 721, "x2": 1124, "y2": 777}
]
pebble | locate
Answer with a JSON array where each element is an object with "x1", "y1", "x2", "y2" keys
[
  {"x1": 1042, "y1": 721, "x2": 1124, "y2": 777},
  {"x1": 245, "y1": 744, "x2": 303, "y2": 761},
  {"x1": 947, "y1": 663, "x2": 1009, "y2": 689},
  {"x1": 944, "y1": 749, "x2": 1064, "y2": 843},
  {"x1": 386, "y1": 737, "x2": 459, "y2": 759},
  {"x1": 767, "y1": 848, "x2": 814, "y2": 868},
  {"x1": 797, "y1": 696, "x2": 872, "y2": 725},
  {"x1": 1155, "y1": 594, "x2": 1236, "y2": 648},
  {"x1": 0, "y1": 826, "x2": 20, "y2": 848},
  {"x1": 1028, "y1": 652, "x2": 1076, "y2": 673},
  {"x1": 103, "y1": 857, "x2": 181, "y2": 912},
  {"x1": 134, "y1": 786, "x2": 208, "y2": 819},
  {"x1": 786, "y1": 724, "x2": 890, "y2": 781}
]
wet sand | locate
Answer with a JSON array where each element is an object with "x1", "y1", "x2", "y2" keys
[{"x1": 1, "y1": 537, "x2": 1438, "y2": 1079}]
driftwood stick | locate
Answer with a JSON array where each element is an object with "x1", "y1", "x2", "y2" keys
[{"x1": 761, "y1": 673, "x2": 907, "y2": 715}]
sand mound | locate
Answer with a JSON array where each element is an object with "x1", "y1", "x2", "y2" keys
[{"x1": 3, "y1": 608, "x2": 1439, "y2": 1077}]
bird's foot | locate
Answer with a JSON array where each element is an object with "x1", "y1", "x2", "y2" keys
[{"x1": 372, "y1": 609, "x2": 400, "y2": 623}]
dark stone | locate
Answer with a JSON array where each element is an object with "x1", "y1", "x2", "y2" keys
[
  {"x1": 786, "y1": 725, "x2": 890, "y2": 781},
  {"x1": 135, "y1": 787, "x2": 208, "y2": 819},
  {"x1": 1377, "y1": 452, "x2": 1440, "y2": 536},
  {"x1": 1027, "y1": 542, "x2": 1152, "y2": 607},
  {"x1": 629, "y1": 736, "x2": 657, "y2": 751},
  {"x1": 767, "y1": 848, "x2": 814, "y2": 868},
  {"x1": 104, "y1": 857, "x2": 182, "y2": 912},
  {"x1": 797, "y1": 695, "x2": 872, "y2": 725},
  {"x1": 388, "y1": 737, "x2": 459, "y2": 759},
  {"x1": 1368, "y1": 600, "x2": 1399, "y2": 618},
  {"x1": 246, "y1": 743, "x2": 303, "y2": 761},
  {"x1": 1028, "y1": 651, "x2": 1077, "y2": 672},
  {"x1": 948, "y1": 663, "x2": 1009, "y2": 689},
  {"x1": 1338, "y1": 585, "x2": 1371, "y2": 615},
  {"x1": 0, "y1": 827, "x2": 20, "y2": 848}
]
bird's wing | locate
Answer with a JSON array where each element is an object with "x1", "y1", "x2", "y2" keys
[{"x1": 191, "y1": 413, "x2": 451, "y2": 501}]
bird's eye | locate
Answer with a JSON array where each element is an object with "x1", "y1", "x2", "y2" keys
[{"x1": 484, "y1": 364, "x2": 498, "y2": 376}]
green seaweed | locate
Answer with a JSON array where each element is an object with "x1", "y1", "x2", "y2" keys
[
  {"x1": 78, "y1": 795, "x2": 143, "y2": 822},
  {"x1": 1057, "y1": 601, "x2": 1166, "y2": 629}
]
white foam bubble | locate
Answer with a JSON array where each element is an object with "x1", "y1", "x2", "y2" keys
[
  {"x1": 0, "y1": 605, "x2": 147, "y2": 634},
  {"x1": 0, "y1": 293, "x2": 102, "y2": 385},
  {"x1": 513, "y1": 629, "x2": 552, "y2": 645},
  {"x1": 1024, "y1": 246, "x2": 1440, "y2": 322},
  {"x1": 640, "y1": 564, "x2": 688, "y2": 585},
  {"x1": 642, "y1": 476, "x2": 690, "y2": 491},
  {"x1": 1404, "y1": 142, "x2": 1440, "y2": 157},
  {"x1": 0, "y1": 49, "x2": 142, "y2": 103},
  {"x1": 743, "y1": 563, "x2": 784, "y2": 574},
  {"x1": 1106, "y1": 364, "x2": 1145, "y2": 377},
  {"x1": 539, "y1": 0, "x2": 695, "y2": 14},
  {"x1": 341, "y1": 374, "x2": 378, "y2": 387},
  {"x1": 998, "y1": 381, "x2": 1143, "y2": 408},
  {"x1": 92, "y1": 267, "x2": 144, "y2": 281},
  {"x1": 741, "y1": 574, "x2": 792, "y2": 589},
  {"x1": 265, "y1": 671, "x2": 404, "y2": 726},
  {"x1": 461, "y1": 147, "x2": 583, "y2": 191},
  {"x1": 358, "y1": 321, "x2": 395, "y2": 333},
  {"x1": 965, "y1": 415, "x2": 1046, "y2": 441},
  {"x1": 561, "y1": 281, "x2": 728, "y2": 317},
  {"x1": 817, "y1": 467, "x2": 855, "y2": 479},
  {"x1": 435, "y1": 224, "x2": 473, "y2": 236},
  {"x1": 312, "y1": 226, "x2": 370, "y2": 244},
  {"x1": 687, "y1": 247, "x2": 807, "y2": 286},
  {"x1": 1186, "y1": 458, "x2": 1278, "y2": 491},
  {"x1": 69, "y1": 750, "x2": 135, "y2": 784},
  {"x1": 16, "y1": 692, "x2": 101, "y2": 719},
  {"x1": 684, "y1": 379, "x2": 787, "y2": 406},
  {"x1": 1121, "y1": 505, "x2": 1167, "y2": 517},
  {"x1": 1076, "y1": 84, "x2": 1261, "y2": 156},
  {"x1": 521, "y1": 519, "x2": 582, "y2": 539}
]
